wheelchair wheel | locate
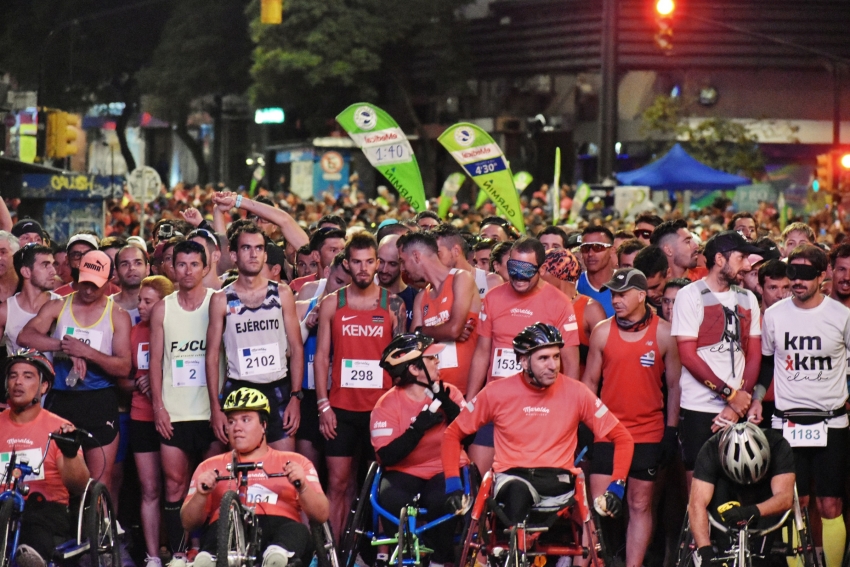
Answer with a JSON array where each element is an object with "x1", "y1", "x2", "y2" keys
[
  {"x1": 674, "y1": 512, "x2": 694, "y2": 567},
  {"x1": 586, "y1": 510, "x2": 616, "y2": 567},
  {"x1": 799, "y1": 507, "x2": 819, "y2": 567},
  {"x1": 458, "y1": 471, "x2": 494, "y2": 567},
  {"x1": 340, "y1": 461, "x2": 379, "y2": 567},
  {"x1": 83, "y1": 481, "x2": 120, "y2": 567},
  {"x1": 217, "y1": 491, "x2": 248, "y2": 567},
  {"x1": 0, "y1": 498, "x2": 15, "y2": 567},
  {"x1": 311, "y1": 521, "x2": 340, "y2": 567}
]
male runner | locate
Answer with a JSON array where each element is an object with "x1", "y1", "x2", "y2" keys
[
  {"x1": 582, "y1": 268, "x2": 681, "y2": 567},
  {"x1": 414, "y1": 210, "x2": 442, "y2": 230},
  {"x1": 0, "y1": 231, "x2": 19, "y2": 302},
  {"x1": 1, "y1": 244, "x2": 57, "y2": 356},
  {"x1": 112, "y1": 245, "x2": 149, "y2": 325},
  {"x1": 651, "y1": 220, "x2": 707, "y2": 281},
  {"x1": 779, "y1": 222, "x2": 815, "y2": 258},
  {"x1": 295, "y1": 228, "x2": 346, "y2": 300},
  {"x1": 633, "y1": 245, "x2": 669, "y2": 312},
  {"x1": 633, "y1": 213, "x2": 663, "y2": 246},
  {"x1": 537, "y1": 226, "x2": 568, "y2": 252},
  {"x1": 757, "y1": 260, "x2": 791, "y2": 311},
  {"x1": 576, "y1": 226, "x2": 616, "y2": 317},
  {"x1": 54, "y1": 233, "x2": 120, "y2": 296},
  {"x1": 828, "y1": 242, "x2": 850, "y2": 308},
  {"x1": 377, "y1": 234, "x2": 418, "y2": 332},
  {"x1": 617, "y1": 239, "x2": 645, "y2": 269},
  {"x1": 671, "y1": 231, "x2": 762, "y2": 485},
  {"x1": 727, "y1": 212, "x2": 757, "y2": 241},
  {"x1": 206, "y1": 221, "x2": 304, "y2": 451},
  {"x1": 753, "y1": 244, "x2": 850, "y2": 567},
  {"x1": 431, "y1": 224, "x2": 500, "y2": 299},
  {"x1": 188, "y1": 228, "x2": 222, "y2": 290},
  {"x1": 148, "y1": 240, "x2": 224, "y2": 556},
  {"x1": 313, "y1": 232, "x2": 406, "y2": 540},
  {"x1": 399, "y1": 231, "x2": 480, "y2": 396},
  {"x1": 478, "y1": 217, "x2": 514, "y2": 242},
  {"x1": 11, "y1": 219, "x2": 46, "y2": 247},
  {"x1": 661, "y1": 278, "x2": 690, "y2": 322},
  {"x1": 19, "y1": 249, "x2": 132, "y2": 502}
]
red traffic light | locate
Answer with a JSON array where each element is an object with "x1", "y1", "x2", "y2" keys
[
  {"x1": 656, "y1": 0, "x2": 675, "y2": 16},
  {"x1": 842, "y1": 153, "x2": 850, "y2": 170}
]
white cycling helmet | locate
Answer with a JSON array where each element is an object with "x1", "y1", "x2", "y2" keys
[{"x1": 718, "y1": 422, "x2": 771, "y2": 485}]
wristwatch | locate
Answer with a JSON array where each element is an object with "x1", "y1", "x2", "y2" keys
[{"x1": 290, "y1": 390, "x2": 304, "y2": 401}]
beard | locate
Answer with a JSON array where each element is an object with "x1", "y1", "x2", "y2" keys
[
  {"x1": 719, "y1": 263, "x2": 739, "y2": 286},
  {"x1": 353, "y1": 274, "x2": 372, "y2": 289}
]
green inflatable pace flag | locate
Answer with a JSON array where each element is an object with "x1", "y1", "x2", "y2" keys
[
  {"x1": 439, "y1": 123, "x2": 526, "y2": 234},
  {"x1": 438, "y1": 172, "x2": 466, "y2": 220},
  {"x1": 474, "y1": 170, "x2": 531, "y2": 209},
  {"x1": 336, "y1": 103, "x2": 426, "y2": 211}
]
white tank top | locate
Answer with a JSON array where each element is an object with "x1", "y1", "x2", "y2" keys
[
  {"x1": 474, "y1": 268, "x2": 489, "y2": 299},
  {"x1": 312, "y1": 278, "x2": 327, "y2": 300},
  {"x1": 5, "y1": 293, "x2": 60, "y2": 358}
]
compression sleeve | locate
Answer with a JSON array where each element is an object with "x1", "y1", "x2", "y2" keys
[
  {"x1": 442, "y1": 421, "x2": 466, "y2": 480},
  {"x1": 606, "y1": 421, "x2": 635, "y2": 481},
  {"x1": 758, "y1": 354, "x2": 774, "y2": 389},
  {"x1": 678, "y1": 340, "x2": 736, "y2": 399},
  {"x1": 376, "y1": 427, "x2": 426, "y2": 467}
]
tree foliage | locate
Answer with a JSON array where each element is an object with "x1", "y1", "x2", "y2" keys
[{"x1": 641, "y1": 95, "x2": 766, "y2": 179}]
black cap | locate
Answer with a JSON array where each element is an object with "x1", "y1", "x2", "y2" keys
[
  {"x1": 11, "y1": 219, "x2": 44, "y2": 240},
  {"x1": 265, "y1": 242, "x2": 286, "y2": 268},
  {"x1": 752, "y1": 237, "x2": 781, "y2": 263},
  {"x1": 602, "y1": 268, "x2": 648, "y2": 292},
  {"x1": 704, "y1": 230, "x2": 764, "y2": 260},
  {"x1": 565, "y1": 232, "x2": 583, "y2": 249}
]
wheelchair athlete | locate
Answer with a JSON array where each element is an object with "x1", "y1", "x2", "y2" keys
[
  {"x1": 442, "y1": 323, "x2": 635, "y2": 525},
  {"x1": 0, "y1": 349, "x2": 90, "y2": 567},
  {"x1": 688, "y1": 422, "x2": 795, "y2": 567},
  {"x1": 373, "y1": 333, "x2": 468, "y2": 567},
  {"x1": 181, "y1": 388, "x2": 329, "y2": 567}
]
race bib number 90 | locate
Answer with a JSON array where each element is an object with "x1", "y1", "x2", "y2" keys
[
  {"x1": 782, "y1": 420, "x2": 827, "y2": 448},
  {"x1": 172, "y1": 358, "x2": 206, "y2": 388},
  {"x1": 63, "y1": 327, "x2": 103, "y2": 351},
  {"x1": 238, "y1": 343, "x2": 282, "y2": 378},
  {"x1": 491, "y1": 348, "x2": 521, "y2": 378},
  {"x1": 340, "y1": 359, "x2": 383, "y2": 389}
]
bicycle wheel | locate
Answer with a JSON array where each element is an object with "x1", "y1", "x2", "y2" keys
[
  {"x1": 340, "y1": 462, "x2": 379, "y2": 567},
  {"x1": 83, "y1": 482, "x2": 120, "y2": 567},
  {"x1": 0, "y1": 498, "x2": 15, "y2": 567},
  {"x1": 311, "y1": 521, "x2": 341, "y2": 567},
  {"x1": 217, "y1": 491, "x2": 248, "y2": 567}
]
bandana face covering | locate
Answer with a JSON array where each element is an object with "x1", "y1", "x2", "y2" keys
[
  {"x1": 786, "y1": 263, "x2": 820, "y2": 281},
  {"x1": 615, "y1": 306, "x2": 653, "y2": 333},
  {"x1": 507, "y1": 259, "x2": 539, "y2": 281}
]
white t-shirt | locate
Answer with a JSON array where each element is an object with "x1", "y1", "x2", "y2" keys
[
  {"x1": 762, "y1": 296, "x2": 850, "y2": 429},
  {"x1": 671, "y1": 282, "x2": 761, "y2": 413}
]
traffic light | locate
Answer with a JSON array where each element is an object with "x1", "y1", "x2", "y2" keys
[
  {"x1": 654, "y1": 0, "x2": 675, "y2": 51},
  {"x1": 838, "y1": 152, "x2": 850, "y2": 193},
  {"x1": 46, "y1": 111, "x2": 79, "y2": 159},
  {"x1": 816, "y1": 152, "x2": 834, "y2": 193},
  {"x1": 260, "y1": 0, "x2": 282, "y2": 24}
]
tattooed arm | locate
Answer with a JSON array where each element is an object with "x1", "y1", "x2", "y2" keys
[{"x1": 389, "y1": 295, "x2": 408, "y2": 336}]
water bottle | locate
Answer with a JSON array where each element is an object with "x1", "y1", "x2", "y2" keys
[{"x1": 65, "y1": 368, "x2": 80, "y2": 388}]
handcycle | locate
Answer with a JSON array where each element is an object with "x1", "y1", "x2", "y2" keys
[
  {"x1": 208, "y1": 452, "x2": 339, "y2": 567},
  {"x1": 457, "y1": 468, "x2": 613, "y2": 567},
  {"x1": 0, "y1": 432, "x2": 119, "y2": 567},
  {"x1": 339, "y1": 463, "x2": 478, "y2": 567},
  {"x1": 675, "y1": 487, "x2": 819, "y2": 567}
]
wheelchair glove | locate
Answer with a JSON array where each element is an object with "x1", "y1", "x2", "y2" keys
[
  {"x1": 694, "y1": 546, "x2": 716, "y2": 567},
  {"x1": 445, "y1": 476, "x2": 464, "y2": 514},
  {"x1": 593, "y1": 480, "x2": 625, "y2": 518},
  {"x1": 659, "y1": 426, "x2": 678, "y2": 465},
  {"x1": 53, "y1": 429, "x2": 84, "y2": 458},
  {"x1": 411, "y1": 409, "x2": 443, "y2": 434},
  {"x1": 720, "y1": 503, "x2": 760, "y2": 528},
  {"x1": 430, "y1": 381, "x2": 461, "y2": 423}
]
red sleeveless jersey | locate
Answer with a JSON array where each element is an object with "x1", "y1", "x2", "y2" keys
[
  {"x1": 420, "y1": 269, "x2": 478, "y2": 395},
  {"x1": 330, "y1": 286, "x2": 393, "y2": 412},
  {"x1": 599, "y1": 315, "x2": 665, "y2": 443}
]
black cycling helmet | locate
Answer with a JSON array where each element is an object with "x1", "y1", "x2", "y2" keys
[
  {"x1": 513, "y1": 323, "x2": 564, "y2": 356},
  {"x1": 380, "y1": 332, "x2": 444, "y2": 386},
  {"x1": 5, "y1": 349, "x2": 55, "y2": 386}
]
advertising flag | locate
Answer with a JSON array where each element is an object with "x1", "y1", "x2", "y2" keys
[
  {"x1": 438, "y1": 123, "x2": 526, "y2": 233},
  {"x1": 337, "y1": 103, "x2": 426, "y2": 211},
  {"x1": 551, "y1": 148, "x2": 561, "y2": 225},
  {"x1": 438, "y1": 172, "x2": 466, "y2": 219}
]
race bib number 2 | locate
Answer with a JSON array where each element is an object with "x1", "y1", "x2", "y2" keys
[
  {"x1": 172, "y1": 358, "x2": 205, "y2": 388},
  {"x1": 341, "y1": 359, "x2": 383, "y2": 389},
  {"x1": 782, "y1": 420, "x2": 827, "y2": 448},
  {"x1": 492, "y1": 348, "x2": 521, "y2": 378}
]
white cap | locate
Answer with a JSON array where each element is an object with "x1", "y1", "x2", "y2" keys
[{"x1": 66, "y1": 234, "x2": 99, "y2": 251}]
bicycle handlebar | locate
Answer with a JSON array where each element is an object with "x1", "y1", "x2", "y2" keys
[
  {"x1": 200, "y1": 460, "x2": 301, "y2": 491},
  {"x1": 708, "y1": 508, "x2": 792, "y2": 537}
]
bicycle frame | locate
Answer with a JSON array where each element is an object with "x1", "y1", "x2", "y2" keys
[
  {"x1": 708, "y1": 509, "x2": 792, "y2": 567},
  {"x1": 368, "y1": 466, "x2": 473, "y2": 566},
  {"x1": 0, "y1": 451, "x2": 40, "y2": 567}
]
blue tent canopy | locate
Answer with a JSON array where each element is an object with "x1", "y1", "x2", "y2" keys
[{"x1": 615, "y1": 143, "x2": 751, "y2": 190}]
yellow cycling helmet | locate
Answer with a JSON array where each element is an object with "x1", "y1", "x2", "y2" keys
[{"x1": 223, "y1": 388, "x2": 271, "y2": 418}]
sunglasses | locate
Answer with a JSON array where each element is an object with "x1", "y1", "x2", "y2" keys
[
  {"x1": 786, "y1": 263, "x2": 821, "y2": 281},
  {"x1": 579, "y1": 242, "x2": 612, "y2": 254},
  {"x1": 507, "y1": 259, "x2": 539, "y2": 281},
  {"x1": 634, "y1": 229, "x2": 653, "y2": 240}
]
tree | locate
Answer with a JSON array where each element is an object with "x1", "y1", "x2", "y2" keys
[
  {"x1": 0, "y1": 0, "x2": 171, "y2": 172},
  {"x1": 137, "y1": 0, "x2": 253, "y2": 184},
  {"x1": 247, "y1": 0, "x2": 473, "y2": 195},
  {"x1": 641, "y1": 94, "x2": 766, "y2": 179}
]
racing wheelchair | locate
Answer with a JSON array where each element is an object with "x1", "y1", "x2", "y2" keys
[
  {"x1": 457, "y1": 468, "x2": 614, "y2": 567},
  {"x1": 0, "y1": 433, "x2": 119, "y2": 567},
  {"x1": 211, "y1": 452, "x2": 339, "y2": 567},
  {"x1": 340, "y1": 463, "x2": 478, "y2": 567},
  {"x1": 675, "y1": 488, "x2": 819, "y2": 567}
]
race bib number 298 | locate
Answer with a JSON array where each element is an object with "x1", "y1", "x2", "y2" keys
[{"x1": 340, "y1": 359, "x2": 383, "y2": 389}]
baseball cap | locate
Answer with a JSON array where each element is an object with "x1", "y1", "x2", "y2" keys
[
  {"x1": 265, "y1": 242, "x2": 286, "y2": 268},
  {"x1": 542, "y1": 249, "x2": 582, "y2": 283},
  {"x1": 602, "y1": 268, "x2": 648, "y2": 293},
  {"x1": 704, "y1": 230, "x2": 764, "y2": 261},
  {"x1": 748, "y1": 237, "x2": 780, "y2": 267},
  {"x1": 565, "y1": 232, "x2": 583, "y2": 249},
  {"x1": 126, "y1": 236, "x2": 147, "y2": 251},
  {"x1": 78, "y1": 250, "x2": 112, "y2": 288},
  {"x1": 67, "y1": 234, "x2": 99, "y2": 251},
  {"x1": 377, "y1": 219, "x2": 400, "y2": 230},
  {"x1": 11, "y1": 219, "x2": 45, "y2": 240}
]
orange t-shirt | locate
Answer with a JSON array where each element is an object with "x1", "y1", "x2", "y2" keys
[
  {"x1": 370, "y1": 386, "x2": 469, "y2": 479},
  {"x1": 686, "y1": 266, "x2": 709, "y2": 281},
  {"x1": 0, "y1": 409, "x2": 79, "y2": 505},
  {"x1": 443, "y1": 373, "x2": 620, "y2": 476},
  {"x1": 419, "y1": 270, "x2": 478, "y2": 395},
  {"x1": 130, "y1": 321, "x2": 154, "y2": 421},
  {"x1": 479, "y1": 281, "x2": 580, "y2": 381},
  {"x1": 289, "y1": 274, "x2": 317, "y2": 294},
  {"x1": 187, "y1": 450, "x2": 323, "y2": 524}
]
